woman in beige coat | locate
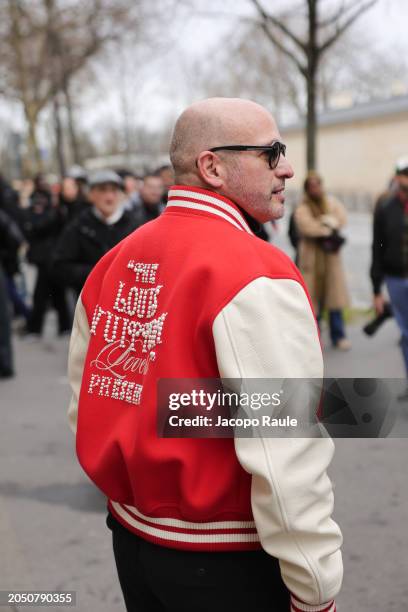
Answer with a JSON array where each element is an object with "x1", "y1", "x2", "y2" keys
[{"x1": 294, "y1": 172, "x2": 351, "y2": 350}]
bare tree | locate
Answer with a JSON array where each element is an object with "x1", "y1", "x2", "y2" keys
[
  {"x1": 190, "y1": 23, "x2": 305, "y2": 124},
  {"x1": 194, "y1": 12, "x2": 407, "y2": 128},
  {"x1": 0, "y1": 1, "x2": 44, "y2": 173},
  {"x1": 0, "y1": 0, "x2": 139, "y2": 174},
  {"x1": 249, "y1": 0, "x2": 379, "y2": 169}
]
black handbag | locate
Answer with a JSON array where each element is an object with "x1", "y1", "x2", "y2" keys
[{"x1": 316, "y1": 230, "x2": 346, "y2": 253}]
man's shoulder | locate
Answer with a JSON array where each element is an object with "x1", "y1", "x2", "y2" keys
[
  {"x1": 165, "y1": 209, "x2": 298, "y2": 276},
  {"x1": 227, "y1": 224, "x2": 296, "y2": 265},
  {"x1": 194, "y1": 223, "x2": 301, "y2": 294}
]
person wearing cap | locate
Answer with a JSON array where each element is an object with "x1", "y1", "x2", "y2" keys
[
  {"x1": 52, "y1": 170, "x2": 139, "y2": 295},
  {"x1": 371, "y1": 157, "x2": 408, "y2": 400}
]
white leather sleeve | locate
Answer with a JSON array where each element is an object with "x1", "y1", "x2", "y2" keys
[
  {"x1": 212, "y1": 277, "x2": 343, "y2": 606},
  {"x1": 67, "y1": 295, "x2": 90, "y2": 434}
]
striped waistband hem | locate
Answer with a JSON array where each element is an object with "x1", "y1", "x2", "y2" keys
[{"x1": 108, "y1": 500, "x2": 261, "y2": 548}]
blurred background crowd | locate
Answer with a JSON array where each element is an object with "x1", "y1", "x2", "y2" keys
[
  {"x1": 0, "y1": 164, "x2": 174, "y2": 377},
  {"x1": 2, "y1": 153, "x2": 408, "y2": 395},
  {"x1": 1, "y1": 0, "x2": 408, "y2": 383}
]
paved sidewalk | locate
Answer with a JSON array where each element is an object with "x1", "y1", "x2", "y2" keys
[
  {"x1": 323, "y1": 313, "x2": 405, "y2": 378},
  {"x1": 1, "y1": 313, "x2": 407, "y2": 612},
  {"x1": 0, "y1": 333, "x2": 123, "y2": 612}
]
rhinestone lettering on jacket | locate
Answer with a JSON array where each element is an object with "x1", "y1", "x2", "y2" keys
[{"x1": 86, "y1": 261, "x2": 167, "y2": 406}]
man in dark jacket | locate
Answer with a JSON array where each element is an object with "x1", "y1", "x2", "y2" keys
[
  {"x1": 0, "y1": 174, "x2": 20, "y2": 222},
  {"x1": 371, "y1": 158, "x2": 408, "y2": 399},
  {"x1": 52, "y1": 171, "x2": 139, "y2": 294},
  {"x1": 22, "y1": 174, "x2": 71, "y2": 337},
  {"x1": 0, "y1": 209, "x2": 24, "y2": 377}
]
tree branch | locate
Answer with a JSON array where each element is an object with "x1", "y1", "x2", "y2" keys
[
  {"x1": 317, "y1": 1, "x2": 350, "y2": 28},
  {"x1": 251, "y1": 0, "x2": 307, "y2": 53},
  {"x1": 260, "y1": 21, "x2": 307, "y2": 77},
  {"x1": 319, "y1": 0, "x2": 378, "y2": 54}
]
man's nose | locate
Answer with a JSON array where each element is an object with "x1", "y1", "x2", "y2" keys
[{"x1": 276, "y1": 156, "x2": 294, "y2": 179}]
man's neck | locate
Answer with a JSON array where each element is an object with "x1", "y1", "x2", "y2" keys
[
  {"x1": 173, "y1": 183, "x2": 264, "y2": 233},
  {"x1": 238, "y1": 206, "x2": 267, "y2": 237}
]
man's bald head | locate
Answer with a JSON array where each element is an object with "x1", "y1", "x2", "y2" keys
[
  {"x1": 169, "y1": 98, "x2": 276, "y2": 183},
  {"x1": 168, "y1": 97, "x2": 294, "y2": 223}
]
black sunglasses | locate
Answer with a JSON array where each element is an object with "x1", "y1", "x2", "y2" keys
[{"x1": 209, "y1": 141, "x2": 286, "y2": 170}]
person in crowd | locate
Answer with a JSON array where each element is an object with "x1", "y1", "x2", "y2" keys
[
  {"x1": 21, "y1": 174, "x2": 71, "y2": 338},
  {"x1": 117, "y1": 169, "x2": 143, "y2": 212},
  {"x1": 3, "y1": 232, "x2": 31, "y2": 330},
  {"x1": 59, "y1": 176, "x2": 90, "y2": 223},
  {"x1": 0, "y1": 208, "x2": 24, "y2": 377},
  {"x1": 287, "y1": 205, "x2": 300, "y2": 264},
  {"x1": 371, "y1": 157, "x2": 408, "y2": 400},
  {"x1": 19, "y1": 178, "x2": 35, "y2": 209},
  {"x1": 68, "y1": 98, "x2": 342, "y2": 612},
  {"x1": 134, "y1": 174, "x2": 165, "y2": 223},
  {"x1": 294, "y1": 171, "x2": 351, "y2": 350},
  {"x1": 52, "y1": 170, "x2": 139, "y2": 295},
  {"x1": 0, "y1": 173, "x2": 31, "y2": 325},
  {"x1": 154, "y1": 164, "x2": 175, "y2": 204},
  {"x1": 374, "y1": 175, "x2": 399, "y2": 211},
  {"x1": 66, "y1": 165, "x2": 89, "y2": 203},
  {"x1": 0, "y1": 173, "x2": 21, "y2": 222}
]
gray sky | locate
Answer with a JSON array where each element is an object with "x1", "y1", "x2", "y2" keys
[
  {"x1": 122, "y1": 0, "x2": 408, "y2": 129},
  {"x1": 149, "y1": 0, "x2": 408, "y2": 128},
  {"x1": 1, "y1": 0, "x2": 407, "y2": 142}
]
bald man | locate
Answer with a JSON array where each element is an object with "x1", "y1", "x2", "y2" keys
[{"x1": 68, "y1": 98, "x2": 343, "y2": 612}]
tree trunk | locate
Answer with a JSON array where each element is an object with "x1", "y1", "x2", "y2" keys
[
  {"x1": 306, "y1": 65, "x2": 317, "y2": 171},
  {"x1": 306, "y1": 0, "x2": 318, "y2": 171},
  {"x1": 26, "y1": 107, "x2": 42, "y2": 175},
  {"x1": 250, "y1": 0, "x2": 379, "y2": 171},
  {"x1": 63, "y1": 79, "x2": 82, "y2": 165},
  {"x1": 53, "y1": 94, "x2": 66, "y2": 177}
]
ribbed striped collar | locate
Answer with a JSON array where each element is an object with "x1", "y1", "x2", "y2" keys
[{"x1": 166, "y1": 185, "x2": 254, "y2": 235}]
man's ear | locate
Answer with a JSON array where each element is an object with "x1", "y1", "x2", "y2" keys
[{"x1": 196, "y1": 151, "x2": 224, "y2": 188}]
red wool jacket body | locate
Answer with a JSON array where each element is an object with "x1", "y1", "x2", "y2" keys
[{"x1": 68, "y1": 185, "x2": 343, "y2": 611}]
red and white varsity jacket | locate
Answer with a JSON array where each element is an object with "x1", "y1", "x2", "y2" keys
[{"x1": 68, "y1": 185, "x2": 343, "y2": 611}]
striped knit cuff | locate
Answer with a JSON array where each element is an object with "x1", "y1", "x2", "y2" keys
[{"x1": 290, "y1": 594, "x2": 336, "y2": 612}]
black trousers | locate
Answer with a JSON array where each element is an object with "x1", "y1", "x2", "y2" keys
[{"x1": 107, "y1": 513, "x2": 290, "y2": 612}]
